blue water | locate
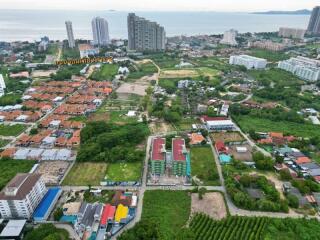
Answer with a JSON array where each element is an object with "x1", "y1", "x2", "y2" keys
[
  {"x1": 60, "y1": 215, "x2": 77, "y2": 224},
  {"x1": 0, "y1": 10, "x2": 310, "y2": 41}
]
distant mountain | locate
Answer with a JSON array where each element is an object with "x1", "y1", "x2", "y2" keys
[{"x1": 252, "y1": 9, "x2": 311, "y2": 15}]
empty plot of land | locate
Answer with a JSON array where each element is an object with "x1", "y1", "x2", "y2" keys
[
  {"x1": 34, "y1": 161, "x2": 70, "y2": 185},
  {"x1": 211, "y1": 131, "x2": 245, "y2": 143},
  {"x1": 116, "y1": 83, "x2": 148, "y2": 97},
  {"x1": 191, "y1": 192, "x2": 227, "y2": 220},
  {"x1": 229, "y1": 144, "x2": 253, "y2": 162},
  {"x1": 149, "y1": 121, "x2": 175, "y2": 134},
  {"x1": 62, "y1": 162, "x2": 107, "y2": 186},
  {"x1": 32, "y1": 70, "x2": 57, "y2": 78},
  {"x1": 160, "y1": 69, "x2": 199, "y2": 78}
]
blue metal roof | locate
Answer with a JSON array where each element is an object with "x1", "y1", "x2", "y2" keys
[{"x1": 33, "y1": 187, "x2": 61, "y2": 219}]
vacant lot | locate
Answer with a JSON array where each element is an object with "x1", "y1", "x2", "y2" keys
[
  {"x1": 211, "y1": 131, "x2": 245, "y2": 143},
  {"x1": 127, "y1": 61, "x2": 158, "y2": 80},
  {"x1": 191, "y1": 146, "x2": 220, "y2": 186},
  {"x1": 160, "y1": 69, "x2": 199, "y2": 78},
  {"x1": 250, "y1": 49, "x2": 289, "y2": 62},
  {"x1": 149, "y1": 121, "x2": 175, "y2": 134},
  {"x1": 191, "y1": 192, "x2": 227, "y2": 220},
  {"x1": 90, "y1": 64, "x2": 118, "y2": 81},
  {"x1": 197, "y1": 67, "x2": 221, "y2": 79},
  {"x1": 235, "y1": 115, "x2": 320, "y2": 139},
  {"x1": 142, "y1": 190, "x2": 191, "y2": 240},
  {"x1": 0, "y1": 124, "x2": 27, "y2": 136},
  {"x1": 0, "y1": 159, "x2": 36, "y2": 190},
  {"x1": 175, "y1": 118, "x2": 200, "y2": 131},
  {"x1": 62, "y1": 162, "x2": 107, "y2": 186},
  {"x1": 116, "y1": 83, "x2": 148, "y2": 98},
  {"x1": 229, "y1": 144, "x2": 253, "y2": 162},
  {"x1": 32, "y1": 70, "x2": 57, "y2": 78},
  {"x1": 105, "y1": 162, "x2": 142, "y2": 182}
]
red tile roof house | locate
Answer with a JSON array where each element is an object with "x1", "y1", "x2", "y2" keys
[{"x1": 215, "y1": 141, "x2": 228, "y2": 154}]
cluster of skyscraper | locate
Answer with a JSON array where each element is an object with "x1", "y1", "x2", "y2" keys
[
  {"x1": 64, "y1": 13, "x2": 166, "y2": 52},
  {"x1": 65, "y1": 17, "x2": 110, "y2": 48}
]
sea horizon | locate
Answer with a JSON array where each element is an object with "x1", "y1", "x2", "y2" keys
[{"x1": 0, "y1": 9, "x2": 310, "y2": 42}]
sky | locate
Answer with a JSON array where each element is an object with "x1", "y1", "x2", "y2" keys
[{"x1": 0, "y1": 0, "x2": 319, "y2": 12}]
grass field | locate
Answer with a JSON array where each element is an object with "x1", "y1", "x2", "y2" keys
[
  {"x1": 191, "y1": 146, "x2": 220, "y2": 186},
  {"x1": 109, "y1": 111, "x2": 139, "y2": 124},
  {"x1": 127, "y1": 62, "x2": 158, "y2": 80},
  {"x1": 250, "y1": 49, "x2": 289, "y2": 62},
  {"x1": 0, "y1": 124, "x2": 27, "y2": 136},
  {"x1": 0, "y1": 139, "x2": 10, "y2": 148},
  {"x1": 249, "y1": 68, "x2": 303, "y2": 87},
  {"x1": 197, "y1": 67, "x2": 221, "y2": 79},
  {"x1": 105, "y1": 162, "x2": 142, "y2": 182},
  {"x1": 0, "y1": 159, "x2": 36, "y2": 190},
  {"x1": 175, "y1": 118, "x2": 200, "y2": 131},
  {"x1": 91, "y1": 64, "x2": 118, "y2": 81},
  {"x1": 62, "y1": 162, "x2": 107, "y2": 186},
  {"x1": 142, "y1": 190, "x2": 191, "y2": 240},
  {"x1": 235, "y1": 115, "x2": 320, "y2": 139}
]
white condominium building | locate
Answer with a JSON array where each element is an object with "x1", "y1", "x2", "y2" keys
[
  {"x1": 278, "y1": 56, "x2": 320, "y2": 82},
  {"x1": 0, "y1": 173, "x2": 47, "y2": 219},
  {"x1": 92, "y1": 17, "x2": 110, "y2": 47},
  {"x1": 279, "y1": 27, "x2": 306, "y2": 40},
  {"x1": 65, "y1": 21, "x2": 76, "y2": 48},
  {"x1": 0, "y1": 74, "x2": 6, "y2": 97},
  {"x1": 220, "y1": 29, "x2": 238, "y2": 46},
  {"x1": 229, "y1": 55, "x2": 267, "y2": 70}
]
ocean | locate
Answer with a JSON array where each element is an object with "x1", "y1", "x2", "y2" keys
[{"x1": 0, "y1": 10, "x2": 310, "y2": 42}]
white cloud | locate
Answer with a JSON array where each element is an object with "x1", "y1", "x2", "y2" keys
[{"x1": 0, "y1": 0, "x2": 318, "y2": 11}]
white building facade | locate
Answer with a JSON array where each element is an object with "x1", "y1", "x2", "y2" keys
[
  {"x1": 279, "y1": 27, "x2": 306, "y2": 40},
  {"x1": 220, "y1": 29, "x2": 238, "y2": 46},
  {"x1": 229, "y1": 55, "x2": 267, "y2": 70},
  {"x1": 0, "y1": 74, "x2": 6, "y2": 97},
  {"x1": 0, "y1": 173, "x2": 47, "y2": 219},
  {"x1": 92, "y1": 17, "x2": 110, "y2": 47},
  {"x1": 278, "y1": 56, "x2": 320, "y2": 82},
  {"x1": 65, "y1": 21, "x2": 76, "y2": 48}
]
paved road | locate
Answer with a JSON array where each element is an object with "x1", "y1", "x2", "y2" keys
[{"x1": 238, "y1": 93, "x2": 253, "y2": 103}]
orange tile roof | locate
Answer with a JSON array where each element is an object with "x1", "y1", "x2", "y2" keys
[
  {"x1": 1, "y1": 148, "x2": 16, "y2": 158},
  {"x1": 190, "y1": 133, "x2": 205, "y2": 145},
  {"x1": 269, "y1": 132, "x2": 283, "y2": 138},
  {"x1": 296, "y1": 157, "x2": 312, "y2": 164}
]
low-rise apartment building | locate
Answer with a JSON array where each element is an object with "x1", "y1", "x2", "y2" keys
[
  {"x1": 278, "y1": 56, "x2": 320, "y2": 82},
  {"x1": 0, "y1": 173, "x2": 47, "y2": 219},
  {"x1": 172, "y1": 138, "x2": 188, "y2": 176},
  {"x1": 229, "y1": 55, "x2": 267, "y2": 70},
  {"x1": 150, "y1": 138, "x2": 166, "y2": 175},
  {"x1": 278, "y1": 27, "x2": 306, "y2": 40}
]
